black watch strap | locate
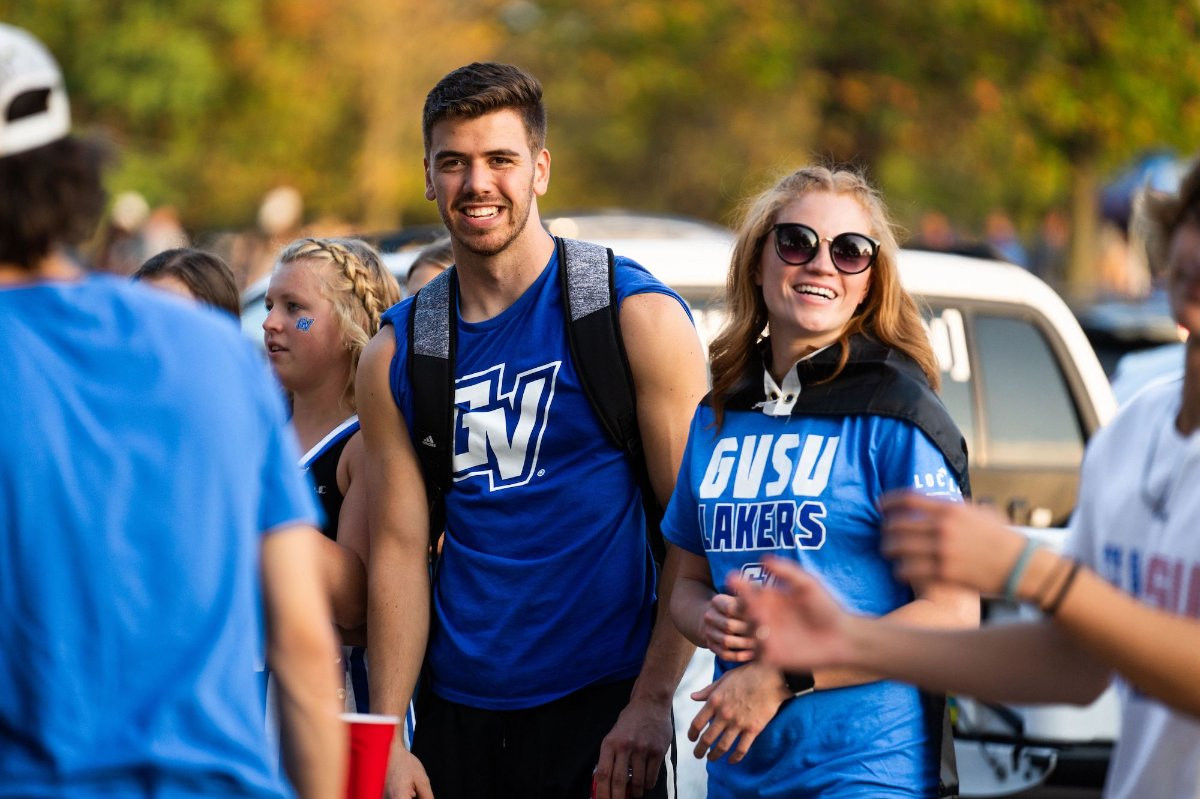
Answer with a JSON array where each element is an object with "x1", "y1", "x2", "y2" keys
[{"x1": 784, "y1": 670, "x2": 815, "y2": 695}]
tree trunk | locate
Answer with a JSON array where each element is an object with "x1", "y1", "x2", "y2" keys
[{"x1": 1066, "y1": 162, "x2": 1099, "y2": 299}]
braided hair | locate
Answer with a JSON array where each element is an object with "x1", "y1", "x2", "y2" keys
[{"x1": 276, "y1": 237, "x2": 402, "y2": 410}]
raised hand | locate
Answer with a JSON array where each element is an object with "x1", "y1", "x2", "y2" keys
[{"x1": 879, "y1": 491, "x2": 1025, "y2": 594}]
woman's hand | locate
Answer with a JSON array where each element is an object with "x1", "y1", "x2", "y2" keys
[
  {"x1": 879, "y1": 491, "x2": 1026, "y2": 594},
  {"x1": 701, "y1": 593, "x2": 757, "y2": 662},
  {"x1": 687, "y1": 661, "x2": 791, "y2": 764}
]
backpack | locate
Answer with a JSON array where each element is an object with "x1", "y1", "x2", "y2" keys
[{"x1": 407, "y1": 236, "x2": 666, "y2": 564}]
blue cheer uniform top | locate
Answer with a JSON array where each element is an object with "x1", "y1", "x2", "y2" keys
[
  {"x1": 662, "y1": 337, "x2": 967, "y2": 799},
  {"x1": 298, "y1": 416, "x2": 370, "y2": 713},
  {"x1": 381, "y1": 243, "x2": 691, "y2": 710},
  {"x1": 299, "y1": 416, "x2": 359, "y2": 543}
]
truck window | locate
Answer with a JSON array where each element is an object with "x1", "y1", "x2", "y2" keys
[
  {"x1": 925, "y1": 307, "x2": 977, "y2": 451},
  {"x1": 975, "y1": 314, "x2": 1085, "y2": 467}
]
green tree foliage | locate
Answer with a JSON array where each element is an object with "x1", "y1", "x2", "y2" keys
[
  {"x1": 2, "y1": 0, "x2": 499, "y2": 231},
  {"x1": 497, "y1": 0, "x2": 820, "y2": 224},
  {"x1": 944, "y1": 0, "x2": 1200, "y2": 286},
  {"x1": 4, "y1": 0, "x2": 1199, "y2": 290}
]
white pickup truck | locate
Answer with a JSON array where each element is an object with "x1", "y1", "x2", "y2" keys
[{"x1": 898, "y1": 251, "x2": 1120, "y2": 796}]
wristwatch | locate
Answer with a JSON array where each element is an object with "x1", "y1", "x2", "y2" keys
[{"x1": 783, "y1": 670, "x2": 815, "y2": 696}]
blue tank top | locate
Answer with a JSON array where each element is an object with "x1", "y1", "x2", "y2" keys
[
  {"x1": 298, "y1": 416, "x2": 359, "y2": 542},
  {"x1": 662, "y1": 400, "x2": 962, "y2": 798},
  {"x1": 382, "y1": 246, "x2": 691, "y2": 709}
]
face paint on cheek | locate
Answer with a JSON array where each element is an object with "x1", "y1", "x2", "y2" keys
[{"x1": 296, "y1": 317, "x2": 315, "y2": 332}]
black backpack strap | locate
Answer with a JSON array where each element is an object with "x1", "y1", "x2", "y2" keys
[
  {"x1": 922, "y1": 691, "x2": 960, "y2": 797},
  {"x1": 556, "y1": 237, "x2": 666, "y2": 566},
  {"x1": 407, "y1": 267, "x2": 457, "y2": 541}
]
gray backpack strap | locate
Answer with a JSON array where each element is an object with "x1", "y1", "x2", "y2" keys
[
  {"x1": 557, "y1": 238, "x2": 639, "y2": 450},
  {"x1": 408, "y1": 267, "x2": 457, "y2": 537},
  {"x1": 556, "y1": 237, "x2": 665, "y2": 565}
]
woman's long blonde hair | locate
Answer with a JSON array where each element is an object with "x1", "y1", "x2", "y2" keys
[
  {"x1": 709, "y1": 166, "x2": 938, "y2": 425},
  {"x1": 276, "y1": 237, "x2": 402, "y2": 411}
]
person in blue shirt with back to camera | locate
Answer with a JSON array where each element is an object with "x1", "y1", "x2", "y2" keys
[
  {"x1": 663, "y1": 165, "x2": 979, "y2": 798},
  {"x1": 0, "y1": 24, "x2": 343, "y2": 799}
]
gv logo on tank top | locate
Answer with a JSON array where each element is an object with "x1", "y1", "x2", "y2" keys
[{"x1": 452, "y1": 361, "x2": 561, "y2": 490}]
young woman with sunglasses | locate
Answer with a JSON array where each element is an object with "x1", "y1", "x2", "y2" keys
[
  {"x1": 661, "y1": 166, "x2": 978, "y2": 798},
  {"x1": 733, "y1": 161, "x2": 1200, "y2": 799}
]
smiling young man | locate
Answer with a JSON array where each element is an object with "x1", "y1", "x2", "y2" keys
[{"x1": 358, "y1": 62, "x2": 708, "y2": 799}]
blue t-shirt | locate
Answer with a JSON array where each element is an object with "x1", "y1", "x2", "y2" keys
[
  {"x1": 382, "y1": 245, "x2": 690, "y2": 709},
  {"x1": 0, "y1": 276, "x2": 318, "y2": 798},
  {"x1": 662, "y1": 401, "x2": 962, "y2": 798}
]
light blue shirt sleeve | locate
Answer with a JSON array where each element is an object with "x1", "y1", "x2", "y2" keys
[{"x1": 253, "y1": 359, "x2": 322, "y2": 534}]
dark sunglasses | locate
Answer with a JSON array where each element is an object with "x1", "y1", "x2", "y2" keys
[{"x1": 770, "y1": 223, "x2": 879, "y2": 275}]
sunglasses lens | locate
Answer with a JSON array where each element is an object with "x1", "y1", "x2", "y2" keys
[
  {"x1": 775, "y1": 225, "x2": 819, "y2": 264},
  {"x1": 830, "y1": 234, "x2": 876, "y2": 273}
]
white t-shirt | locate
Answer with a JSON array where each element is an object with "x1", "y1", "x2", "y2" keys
[{"x1": 1066, "y1": 378, "x2": 1200, "y2": 799}]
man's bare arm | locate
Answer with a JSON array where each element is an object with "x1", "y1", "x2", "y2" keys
[
  {"x1": 593, "y1": 291, "x2": 707, "y2": 799},
  {"x1": 262, "y1": 525, "x2": 346, "y2": 799},
  {"x1": 623, "y1": 292, "x2": 709, "y2": 696},
  {"x1": 357, "y1": 331, "x2": 434, "y2": 799},
  {"x1": 1050, "y1": 565, "x2": 1200, "y2": 717}
]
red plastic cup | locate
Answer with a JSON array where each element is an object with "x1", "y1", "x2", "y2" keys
[{"x1": 341, "y1": 712, "x2": 400, "y2": 799}]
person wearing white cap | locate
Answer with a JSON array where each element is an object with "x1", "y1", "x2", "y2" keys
[{"x1": 0, "y1": 24, "x2": 345, "y2": 799}]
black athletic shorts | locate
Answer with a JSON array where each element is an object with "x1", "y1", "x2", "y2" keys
[{"x1": 412, "y1": 676, "x2": 673, "y2": 799}]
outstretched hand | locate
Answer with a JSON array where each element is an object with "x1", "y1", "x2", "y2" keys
[
  {"x1": 879, "y1": 490, "x2": 1025, "y2": 594},
  {"x1": 729, "y1": 559, "x2": 853, "y2": 673}
]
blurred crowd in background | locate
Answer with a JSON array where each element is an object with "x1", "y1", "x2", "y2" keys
[{"x1": 83, "y1": 178, "x2": 1161, "y2": 306}]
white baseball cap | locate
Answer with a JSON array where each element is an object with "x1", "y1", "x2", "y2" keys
[{"x1": 0, "y1": 24, "x2": 70, "y2": 157}]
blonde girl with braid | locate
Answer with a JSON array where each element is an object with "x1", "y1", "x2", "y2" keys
[{"x1": 263, "y1": 237, "x2": 401, "y2": 711}]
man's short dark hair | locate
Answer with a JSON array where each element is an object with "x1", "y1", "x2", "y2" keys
[
  {"x1": 422, "y1": 62, "x2": 547, "y2": 155},
  {"x1": 0, "y1": 135, "x2": 107, "y2": 269}
]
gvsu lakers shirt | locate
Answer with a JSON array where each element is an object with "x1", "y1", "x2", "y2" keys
[{"x1": 662, "y1": 340, "x2": 966, "y2": 798}]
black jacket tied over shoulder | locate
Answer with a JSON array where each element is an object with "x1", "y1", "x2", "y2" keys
[{"x1": 710, "y1": 333, "x2": 971, "y2": 498}]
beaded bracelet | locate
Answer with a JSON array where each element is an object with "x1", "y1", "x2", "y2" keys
[
  {"x1": 1003, "y1": 538, "x2": 1041, "y2": 602},
  {"x1": 1043, "y1": 559, "x2": 1082, "y2": 616},
  {"x1": 1031, "y1": 553, "x2": 1067, "y2": 607}
]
